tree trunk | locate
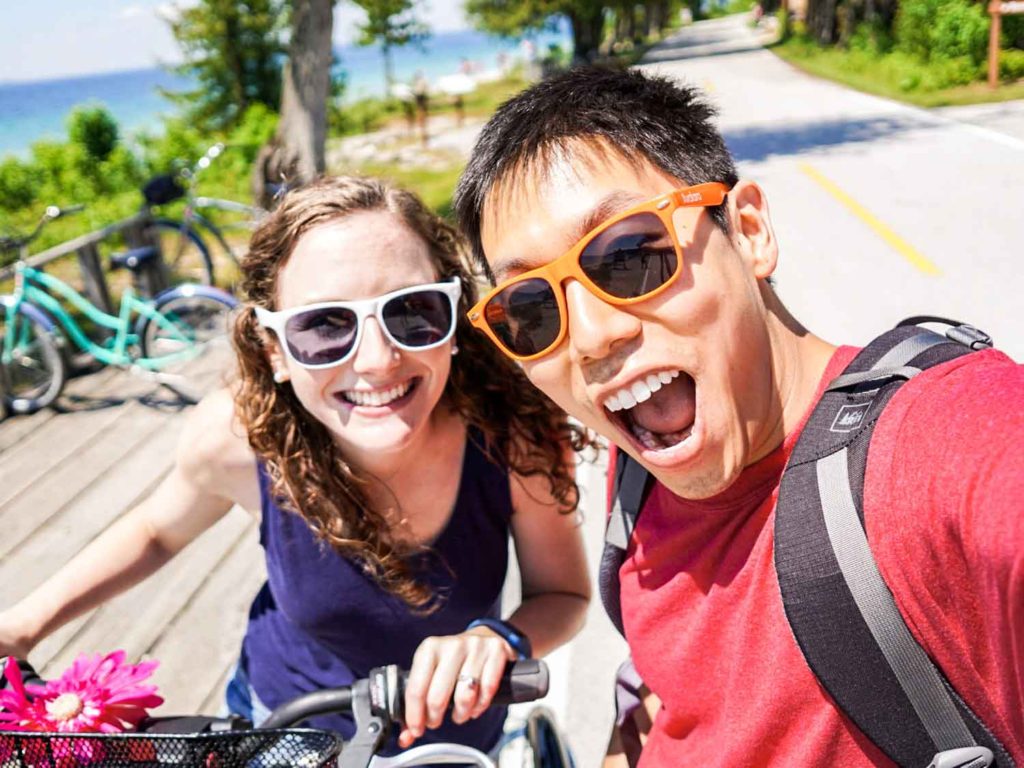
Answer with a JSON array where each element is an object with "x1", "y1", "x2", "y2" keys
[
  {"x1": 568, "y1": 6, "x2": 605, "y2": 62},
  {"x1": 805, "y1": 0, "x2": 838, "y2": 44},
  {"x1": 383, "y1": 42, "x2": 394, "y2": 97},
  {"x1": 251, "y1": 0, "x2": 334, "y2": 208}
]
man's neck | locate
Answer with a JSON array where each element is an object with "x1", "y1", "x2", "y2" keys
[{"x1": 751, "y1": 293, "x2": 838, "y2": 466}]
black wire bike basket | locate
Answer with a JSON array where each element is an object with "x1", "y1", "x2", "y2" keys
[{"x1": 0, "y1": 728, "x2": 342, "y2": 768}]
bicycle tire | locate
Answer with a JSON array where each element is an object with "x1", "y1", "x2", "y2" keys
[
  {"x1": 137, "y1": 290, "x2": 237, "y2": 404},
  {"x1": 525, "y1": 707, "x2": 573, "y2": 768},
  {"x1": 151, "y1": 219, "x2": 216, "y2": 286},
  {"x1": 0, "y1": 302, "x2": 66, "y2": 414}
]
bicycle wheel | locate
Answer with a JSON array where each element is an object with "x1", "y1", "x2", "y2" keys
[
  {"x1": 151, "y1": 219, "x2": 216, "y2": 286},
  {"x1": 138, "y1": 291, "x2": 237, "y2": 404},
  {"x1": 0, "y1": 303, "x2": 66, "y2": 414},
  {"x1": 524, "y1": 708, "x2": 573, "y2": 768}
]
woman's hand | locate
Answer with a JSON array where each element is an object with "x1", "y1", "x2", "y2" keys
[{"x1": 398, "y1": 627, "x2": 517, "y2": 748}]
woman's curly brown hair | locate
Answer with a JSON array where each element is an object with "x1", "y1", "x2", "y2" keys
[{"x1": 232, "y1": 176, "x2": 592, "y2": 611}]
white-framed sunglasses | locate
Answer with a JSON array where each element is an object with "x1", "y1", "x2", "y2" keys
[{"x1": 255, "y1": 278, "x2": 462, "y2": 369}]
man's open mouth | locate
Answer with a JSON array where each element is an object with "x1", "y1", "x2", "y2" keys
[{"x1": 603, "y1": 369, "x2": 697, "y2": 451}]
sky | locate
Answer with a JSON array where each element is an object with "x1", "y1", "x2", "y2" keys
[{"x1": 0, "y1": 0, "x2": 471, "y2": 83}]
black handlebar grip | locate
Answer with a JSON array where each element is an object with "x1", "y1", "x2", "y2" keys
[{"x1": 492, "y1": 659, "x2": 549, "y2": 705}]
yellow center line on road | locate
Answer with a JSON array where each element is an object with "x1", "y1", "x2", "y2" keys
[{"x1": 797, "y1": 162, "x2": 942, "y2": 277}]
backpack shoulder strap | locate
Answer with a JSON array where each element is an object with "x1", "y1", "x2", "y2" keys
[
  {"x1": 775, "y1": 318, "x2": 1013, "y2": 768},
  {"x1": 600, "y1": 446, "x2": 653, "y2": 637}
]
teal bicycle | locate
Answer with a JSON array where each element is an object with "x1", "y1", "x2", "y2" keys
[{"x1": 0, "y1": 205, "x2": 238, "y2": 415}]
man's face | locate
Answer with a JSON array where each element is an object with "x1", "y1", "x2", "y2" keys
[{"x1": 479, "y1": 147, "x2": 781, "y2": 499}]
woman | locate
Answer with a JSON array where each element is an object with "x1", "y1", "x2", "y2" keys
[{"x1": 0, "y1": 177, "x2": 591, "y2": 755}]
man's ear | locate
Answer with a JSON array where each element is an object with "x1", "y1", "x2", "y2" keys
[{"x1": 727, "y1": 180, "x2": 778, "y2": 281}]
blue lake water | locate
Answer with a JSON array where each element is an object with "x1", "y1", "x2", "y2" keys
[{"x1": 0, "y1": 27, "x2": 571, "y2": 159}]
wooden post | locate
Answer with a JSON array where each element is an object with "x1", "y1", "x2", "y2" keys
[
  {"x1": 0, "y1": 372, "x2": 8, "y2": 422},
  {"x1": 990, "y1": 1, "x2": 1024, "y2": 88},
  {"x1": 76, "y1": 242, "x2": 114, "y2": 315},
  {"x1": 124, "y1": 216, "x2": 169, "y2": 298},
  {"x1": 989, "y1": 1, "x2": 1002, "y2": 88}
]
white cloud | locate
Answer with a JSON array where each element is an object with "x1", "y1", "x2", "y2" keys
[{"x1": 118, "y1": 5, "x2": 147, "y2": 19}]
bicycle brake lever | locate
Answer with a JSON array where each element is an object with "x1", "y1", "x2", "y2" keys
[{"x1": 339, "y1": 678, "x2": 390, "y2": 768}]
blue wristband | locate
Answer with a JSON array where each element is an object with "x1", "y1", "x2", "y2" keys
[{"x1": 466, "y1": 618, "x2": 533, "y2": 659}]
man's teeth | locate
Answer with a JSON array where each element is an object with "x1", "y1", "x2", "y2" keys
[
  {"x1": 342, "y1": 381, "x2": 412, "y2": 407},
  {"x1": 605, "y1": 370, "x2": 681, "y2": 413}
]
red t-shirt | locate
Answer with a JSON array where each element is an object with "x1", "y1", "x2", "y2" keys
[{"x1": 618, "y1": 346, "x2": 1024, "y2": 766}]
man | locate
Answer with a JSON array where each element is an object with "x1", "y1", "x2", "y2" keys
[{"x1": 454, "y1": 67, "x2": 1023, "y2": 766}]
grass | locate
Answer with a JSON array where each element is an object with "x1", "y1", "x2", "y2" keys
[
  {"x1": 332, "y1": 74, "x2": 533, "y2": 138},
  {"x1": 770, "y1": 35, "x2": 1024, "y2": 108},
  {"x1": 350, "y1": 161, "x2": 465, "y2": 219}
]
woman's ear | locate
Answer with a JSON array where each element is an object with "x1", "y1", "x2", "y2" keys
[
  {"x1": 727, "y1": 179, "x2": 778, "y2": 281},
  {"x1": 260, "y1": 329, "x2": 290, "y2": 383}
]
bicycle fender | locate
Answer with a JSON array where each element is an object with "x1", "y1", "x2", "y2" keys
[
  {"x1": 6, "y1": 298, "x2": 60, "y2": 334},
  {"x1": 152, "y1": 283, "x2": 239, "y2": 308}
]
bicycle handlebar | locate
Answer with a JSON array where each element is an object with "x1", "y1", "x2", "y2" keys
[
  {"x1": 260, "y1": 658, "x2": 549, "y2": 730},
  {"x1": 0, "y1": 204, "x2": 85, "y2": 253}
]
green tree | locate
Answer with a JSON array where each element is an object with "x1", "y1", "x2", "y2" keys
[
  {"x1": 164, "y1": 0, "x2": 288, "y2": 130},
  {"x1": 67, "y1": 105, "x2": 119, "y2": 162},
  {"x1": 353, "y1": 0, "x2": 430, "y2": 95},
  {"x1": 466, "y1": 0, "x2": 605, "y2": 62}
]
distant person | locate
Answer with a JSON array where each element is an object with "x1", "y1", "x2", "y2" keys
[
  {"x1": 0, "y1": 176, "x2": 591, "y2": 758},
  {"x1": 454, "y1": 67, "x2": 1024, "y2": 767},
  {"x1": 412, "y1": 71, "x2": 431, "y2": 146},
  {"x1": 496, "y1": 51, "x2": 511, "y2": 76},
  {"x1": 519, "y1": 39, "x2": 539, "y2": 80}
]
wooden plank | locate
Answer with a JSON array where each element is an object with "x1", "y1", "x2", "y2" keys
[
  {"x1": 0, "y1": 403, "x2": 175, "y2": 559},
  {"x1": 198, "y1": 661, "x2": 236, "y2": 717},
  {"x1": 0, "y1": 367, "x2": 124, "y2": 454},
  {"x1": 0, "y1": 373, "x2": 178, "y2": 508},
  {"x1": 145, "y1": 530, "x2": 266, "y2": 715},
  {"x1": 37, "y1": 507, "x2": 256, "y2": 676},
  {"x1": 0, "y1": 419, "x2": 185, "y2": 604}
]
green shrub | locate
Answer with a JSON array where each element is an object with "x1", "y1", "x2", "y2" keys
[
  {"x1": 896, "y1": 0, "x2": 990, "y2": 64},
  {"x1": 137, "y1": 118, "x2": 204, "y2": 178},
  {"x1": 67, "y1": 105, "x2": 120, "y2": 162},
  {"x1": 849, "y1": 22, "x2": 894, "y2": 55},
  {"x1": 931, "y1": 0, "x2": 989, "y2": 64},
  {"x1": 229, "y1": 103, "x2": 279, "y2": 163},
  {"x1": 330, "y1": 97, "x2": 390, "y2": 137},
  {"x1": 0, "y1": 158, "x2": 38, "y2": 210},
  {"x1": 999, "y1": 49, "x2": 1024, "y2": 80},
  {"x1": 895, "y1": 0, "x2": 944, "y2": 59}
]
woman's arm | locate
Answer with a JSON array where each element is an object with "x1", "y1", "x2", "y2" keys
[
  {"x1": 0, "y1": 389, "x2": 254, "y2": 658},
  {"x1": 400, "y1": 451, "x2": 591, "y2": 747}
]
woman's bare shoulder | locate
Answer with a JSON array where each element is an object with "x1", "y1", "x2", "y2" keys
[{"x1": 177, "y1": 387, "x2": 256, "y2": 493}]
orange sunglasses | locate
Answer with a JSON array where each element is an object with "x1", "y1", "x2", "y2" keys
[{"x1": 468, "y1": 182, "x2": 730, "y2": 361}]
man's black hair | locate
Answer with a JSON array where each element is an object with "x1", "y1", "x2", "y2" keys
[{"x1": 454, "y1": 66, "x2": 740, "y2": 276}]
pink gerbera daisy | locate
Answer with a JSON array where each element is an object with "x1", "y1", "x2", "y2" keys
[{"x1": 0, "y1": 651, "x2": 163, "y2": 734}]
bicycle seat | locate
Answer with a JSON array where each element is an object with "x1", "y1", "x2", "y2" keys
[
  {"x1": 110, "y1": 245, "x2": 160, "y2": 272},
  {"x1": 143, "y1": 174, "x2": 185, "y2": 205}
]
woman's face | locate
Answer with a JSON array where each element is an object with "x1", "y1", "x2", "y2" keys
[{"x1": 269, "y1": 210, "x2": 455, "y2": 464}]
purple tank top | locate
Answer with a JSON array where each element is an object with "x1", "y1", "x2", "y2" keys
[{"x1": 241, "y1": 429, "x2": 512, "y2": 752}]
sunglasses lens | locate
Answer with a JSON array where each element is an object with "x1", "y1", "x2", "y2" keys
[
  {"x1": 382, "y1": 290, "x2": 454, "y2": 348},
  {"x1": 485, "y1": 278, "x2": 561, "y2": 357},
  {"x1": 284, "y1": 306, "x2": 358, "y2": 365},
  {"x1": 579, "y1": 212, "x2": 678, "y2": 299}
]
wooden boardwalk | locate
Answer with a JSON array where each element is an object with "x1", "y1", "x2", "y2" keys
[{"x1": 0, "y1": 365, "x2": 263, "y2": 718}]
